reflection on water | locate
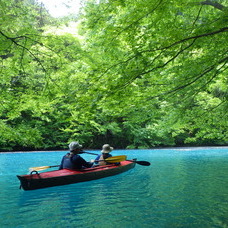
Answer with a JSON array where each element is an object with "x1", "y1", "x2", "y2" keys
[{"x1": 0, "y1": 148, "x2": 227, "y2": 227}]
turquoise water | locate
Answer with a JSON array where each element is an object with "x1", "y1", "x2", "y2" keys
[{"x1": 0, "y1": 147, "x2": 227, "y2": 228}]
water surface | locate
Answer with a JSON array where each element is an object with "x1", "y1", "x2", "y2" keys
[{"x1": 0, "y1": 147, "x2": 227, "y2": 227}]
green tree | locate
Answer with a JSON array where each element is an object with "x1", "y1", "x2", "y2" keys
[
  {"x1": 0, "y1": 0, "x2": 81, "y2": 149},
  {"x1": 77, "y1": 0, "x2": 228, "y2": 147},
  {"x1": 0, "y1": 0, "x2": 227, "y2": 150}
]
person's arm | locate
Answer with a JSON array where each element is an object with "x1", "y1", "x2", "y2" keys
[
  {"x1": 78, "y1": 156, "x2": 93, "y2": 168},
  {"x1": 94, "y1": 155, "x2": 101, "y2": 164}
]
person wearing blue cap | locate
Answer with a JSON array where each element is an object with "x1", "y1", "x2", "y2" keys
[{"x1": 59, "y1": 142, "x2": 93, "y2": 170}]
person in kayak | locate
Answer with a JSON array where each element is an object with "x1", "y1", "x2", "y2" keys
[
  {"x1": 93, "y1": 144, "x2": 119, "y2": 166},
  {"x1": 59, "y1": 142, "x2": 93, "y2": 170}
]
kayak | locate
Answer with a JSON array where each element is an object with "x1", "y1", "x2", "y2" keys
[{"x1": 17, "y1": 160, "x2": 136, "y2": 190}]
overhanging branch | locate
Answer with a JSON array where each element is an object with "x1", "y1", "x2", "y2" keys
[
  {"x1": 144, "y1": 27, "x2": 228, "y2": 53},
  {"x1": 199, "y1": 0, "x2": 226, "y2": 11}
]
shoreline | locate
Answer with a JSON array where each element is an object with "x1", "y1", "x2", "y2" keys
[{"x1": 1, "y1": 145, "x2": 228, "y2": 153}]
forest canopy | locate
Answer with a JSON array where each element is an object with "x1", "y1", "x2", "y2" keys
[{"x1": 0, "y1": 0, "x2": 227, "y2": 151}]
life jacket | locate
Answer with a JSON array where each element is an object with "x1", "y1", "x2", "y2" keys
[
  {"x1": 98, "y1": 154, "x2": 106, "y2": 166},
  {"x1": 98, "y1": 153, "x2": 111, "y2": 166},
  {"x1": 62, "y1": 153, "x2": 86, "y2": 170}
]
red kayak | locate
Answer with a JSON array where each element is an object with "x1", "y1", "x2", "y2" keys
[{"x1": 17, "y1": 160, "x2": 136, "y2": 190}]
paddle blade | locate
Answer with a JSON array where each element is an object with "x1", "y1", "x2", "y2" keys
[
  {"x1": 105, "y1": 155, "x2": 127, "y2": 163},
  {"x1": 29, "y1": 165, "x2": 59, "y2": 172},
  {"x1": 29, "y1": 166, "x2": 51, "y2": 172},
  {"x1": 135, "y1": 161, "x2": 151, "y2": 166}
]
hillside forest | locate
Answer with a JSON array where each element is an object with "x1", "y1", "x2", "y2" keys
[{"x1": 0, "y1": 0, "x2": 227, "y2": 151}]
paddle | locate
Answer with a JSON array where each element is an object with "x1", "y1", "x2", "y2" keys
[
  {"x1": 131, "y1": 160, "x2": 150, "y2": 166},
  {"x1": 29, "y1": 153, "x2": 150, "y2": 172},
  {"x1": 98, "y1": 155, "x2": 127, "y2": 162},
  {"x1": 82, "y1": 151, "x2": 151, "y2": 166},
  {"x1": 29, "y1": 165, "x2": 59, "y2": 172},
  {"x1": 28, "y1": 156, "x2": 127, "y2": 172}
]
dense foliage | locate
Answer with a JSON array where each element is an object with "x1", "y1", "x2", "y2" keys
[{"x1": 0, "y1": 0, "x2": 227, "y2": 151}]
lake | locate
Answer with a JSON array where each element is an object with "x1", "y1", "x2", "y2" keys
[{"x1": 0, "y1": 147, "x2": 227, "y2": 227}]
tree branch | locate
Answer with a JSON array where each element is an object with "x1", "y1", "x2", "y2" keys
[
  {"x1": 199, "y1": 0, "x2": 226, "y2": 11},
  {"x1": 0, "y1": 31, "x2": 47, "y2": 72},
  {"x1": 143, "y1": 27, "x2": 228, "y2": 53},
  {"x1": 157, "y1": 56, "x2": 228, "y2": 97},
  {"x1": 110, "y1": 40, "x2": 197, "y2": 92}
]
